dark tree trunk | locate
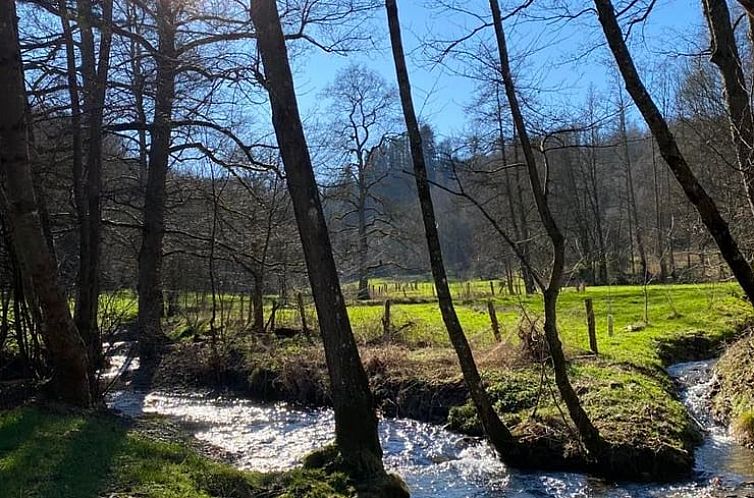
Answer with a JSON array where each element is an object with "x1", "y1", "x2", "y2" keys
[
  {"x1": 0, "y1": 0, "x2": 91, "y2": 407},
  {"x1": 489, "y1": 0, "x2": 606, "y2": 460},
  {"x1": 252, "y1": 271, "x2": 264, "y2": 333},
  {"x1": 386, "y1": 0, "x2": 521, "y2": 461},
  {"x1": 357, "y1": 184, "x2": 370, "y2": 300},
  {"x1": 73, "y1": 0, "x2": 113, "y2": 394},
  {"x1": 594, "y1": 0, "x2": 754, "y2": 303},
  {"x1": 703, "y1": 0, "x2": 754, "y2": 220},
  {"x1": 250, "y1": 0, "x2": 399, "y2": 489},
  {"x1": 137, "y1": 0, "x2": 176, "y2": 357},
  {"x1": 512, "y1": 137, "x2": 536, "y2": 294}
]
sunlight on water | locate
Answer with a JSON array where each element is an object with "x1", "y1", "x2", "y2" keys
[{"x1": 107, "y1": 353, "x2": 754, "y2": 497}]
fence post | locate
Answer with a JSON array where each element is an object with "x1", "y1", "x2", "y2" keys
[
  {"x1": 487, "y1": 299, "x2": 501, "y2": 342},
  {"x1": 585, "y1": 298, "x2": 597, "y2": 354}
]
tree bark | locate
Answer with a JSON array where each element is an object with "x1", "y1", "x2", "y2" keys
[
  {"x1": 489, "y1": 0, "x2": 606, "y2": 460},
  {"x1": 0, "y1": 0, "x2": 91, "y2": 407},
  {"x1": 137, "y1": 0, "x2": 176, "y2": 357},
  {"x1": 252, "y1": 271, "x2": 264, "y2": 333},
  {"x1": 386, "y1": 0, "x2": 521, "y2": 461},
  {"x1": 250, "y1": 0, "x2": 394, "y2": 485},
  {"x1": 703, "y1": 0, "x2": 754, "y2": 220},
  {"x1": 594, "y1": 0, "x2": 754, "y2": 304},
  {"x1": 73, "y1": 0, "x2": 113, "y2": 393}
]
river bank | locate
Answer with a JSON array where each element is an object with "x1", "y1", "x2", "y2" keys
[
  {"x1": 100, "y1": 358, "x2": 754, "y2": 497},
  {"x1": 134, "y1": 311, "x2": 751, "y2": 481}
]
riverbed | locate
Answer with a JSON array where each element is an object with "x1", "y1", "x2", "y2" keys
[{"x1": 106, "y1": 354, "x2": 754, "y2": 497}]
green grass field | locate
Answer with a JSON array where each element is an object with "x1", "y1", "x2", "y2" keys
[{"x1": 157, "y1": 280, "x2": 751, "y2": 371}]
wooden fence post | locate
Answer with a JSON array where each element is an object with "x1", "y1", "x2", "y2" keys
[
  {"x1": 585, "y1": 298, "x2": 597, "y2": 354},
  {"x1": 487, "y1": 299, "x2": 501, "y2": 342},
  {"x1": 382, "y1": 299, "x2": 391, "y2": 340},
  {"x1": 489, "y1": 281, "x2": 495, "y2": 296}
]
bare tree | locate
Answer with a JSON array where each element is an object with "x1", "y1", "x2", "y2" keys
[
  {"x1": 594, "y1": 0, "x2": 754, "y2": 302},
  {"x1": 250, "y1": 1, "x2": 408, "y2": 495},
  {"x1": 386, "y1": 0, "x2": 522, "y2": 462},
  {"x1": 0, "y1": 0, "x2": 91, "y2": 407},
  {"x1": 488, "y1": 0, "x2": 607, "y2": 460},
  {"x1": 702, "y1": 0, "x2": 754, "y2": 220},
  {"x1": 324, "y1": 64, "x2": 397, "y2": 300}
]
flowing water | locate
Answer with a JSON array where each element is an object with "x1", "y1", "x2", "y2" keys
[{"x1": 107, "y1": 356, "x2": 754, "y2": 497}]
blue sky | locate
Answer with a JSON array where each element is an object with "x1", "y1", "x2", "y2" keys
[{"x1": 292, "y1": 0, "x2": 705, "y2": 139}]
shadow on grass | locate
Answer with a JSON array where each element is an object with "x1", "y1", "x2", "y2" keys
[{"x1": 0, "y1": 407, "x2": 127, "y2": 498}]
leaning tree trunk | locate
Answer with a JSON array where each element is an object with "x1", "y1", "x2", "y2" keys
[
  {"x1": 250, "y1": 1, "x2": 401, "y2": 491},
  {"x1": 137, "y1": 0, "x2": 176, "y2": 357},
  {"x1": 386, "y1": 0, "x2": 521, "y2": 461},
  {"x1": 594, "y1": 0, "x2": 754, "y2": 304},
  {"x1": 702, "y1": 0, "x2": 754, "y2": 221},
  {"x1": 0, "y1": 0, "x2": 91, "y2": 407},
  {"x1": 489, "y1": 0, "x2": 607, "y2": 460}
]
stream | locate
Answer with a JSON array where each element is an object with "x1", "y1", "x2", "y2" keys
[{"x1": 106, "y1": 353, "x2": 754, "y2": 497}]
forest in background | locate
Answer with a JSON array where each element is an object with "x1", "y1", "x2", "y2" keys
[{"x1": 5, "y1": 0, "x2": 754, "y2": 495}]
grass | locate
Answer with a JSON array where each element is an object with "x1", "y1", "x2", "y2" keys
[
  {"x1": 0, "y1": 406, "x2": 352, "y2": 498},
  {"x1": 99, "y1": 280, "x2": 753, "y2": 477},
  {"x1": 164, "y1": 282, "x2": 751, "y2": 368},
  {"x1": 342, "y1": 282, "x2": 751, "y2": 368}
]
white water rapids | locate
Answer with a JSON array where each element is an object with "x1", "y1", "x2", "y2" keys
[{"x1": 106, "y1": 351, "x2": 754, "y2": 497}]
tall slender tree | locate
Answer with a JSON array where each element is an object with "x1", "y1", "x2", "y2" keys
[
  {"x1": 137, "y1": 0, "x2": 177, "y2": 356},
  {"x1": 0, "y1": 0, "x2": 91, "y2": 407},
  {"x1": 488, "y1": 0, "x2": 607, "y2": 460},
  {"x1": 386, "y1": 0, "x2": 522, "y2": 461},
  {"x1": 594, "y1": 0, "x2": 754, "y2": 303},
  {"x1": 250, "y1": 1, "x2": 407, "y2": 495}
]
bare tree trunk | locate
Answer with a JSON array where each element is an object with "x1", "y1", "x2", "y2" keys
[
  {"x1": 73, "y1": 0, "x2": 113, "y2": 393},
  {"x1": 386, "y1": 0, "x2": 521, "y2": 461},
  {"x1": 703, "y1": 0, "x2": 754, "y2": 220},
  {"x1": 252, "y1": 271, "x2": 264, "y2": 333},
  {"x1": 594, "y1": 0, "x2": 754, "y2": 303},
  {"x1": 652, "y1": 144, "x2": 668, "y2": 282},
  {"x1": 489, "y1": 0, "x2": 606, "y2": 460},
  {"x1": 587, "y1": 124, "x2": 609, "y2": 284},
  {"x1": 357, "y1": 182, "x2": 370, "y2": 300},
  {"x1": 513, "y1": 137, "x2": 536, "y2": 294},
  {"x1": 250, "y1": 1, "x2": 402, "y2": 491},
  {"x1": 0, "y1": 0, "x2": 91, "y2": 407},
  {"x1": 137, "y1": 0, "x2": 176, "y2": 357},
  {"x1": 619, "y1": 104, "x2": 648, "y2": 280}
]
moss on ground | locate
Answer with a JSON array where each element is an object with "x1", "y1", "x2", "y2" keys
[{"x1": 0, "y1": 406, "x2": 353, "y2": 498}]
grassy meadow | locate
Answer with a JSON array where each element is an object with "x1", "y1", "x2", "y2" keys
[{"x1": 152, "y1": 280, "x2": 751, "y2": 371}]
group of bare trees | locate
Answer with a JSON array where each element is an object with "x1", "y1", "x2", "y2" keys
[{"x1": 6, "y1": 0, "x2": 754, "y2": 491}]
